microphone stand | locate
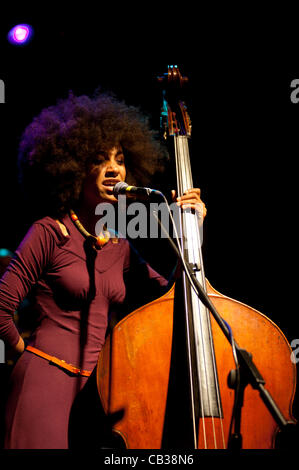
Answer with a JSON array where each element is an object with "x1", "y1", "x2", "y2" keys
[
  {"x1": 151, "y1": 205, "x2": 296, "y2": 450},
  {"x1": 185, "y1": 263, "x2": 293, "y2": 442}
]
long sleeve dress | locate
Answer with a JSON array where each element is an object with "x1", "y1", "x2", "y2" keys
[{"x1": 0, "y1": 214, "x2": 168, "y2": 449}]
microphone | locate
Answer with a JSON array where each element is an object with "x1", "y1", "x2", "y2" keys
[{"x1": 113, "y1": 182, "x2": 164, "y2": 200}]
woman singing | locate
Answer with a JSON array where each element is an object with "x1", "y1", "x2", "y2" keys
[{"x1": 0, "y1": 91, "x2": 206, "y2": 449}]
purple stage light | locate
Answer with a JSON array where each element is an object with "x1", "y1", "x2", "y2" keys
[{"x1": 7, "y1": 24, "x2": 33, "y2": 45}]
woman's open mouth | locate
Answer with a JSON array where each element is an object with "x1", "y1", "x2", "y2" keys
[{"x1": 102, "y1": 179, "x2": 121, "y2": 193}]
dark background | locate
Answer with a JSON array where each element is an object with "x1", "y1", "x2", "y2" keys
[{"x1": 0, "y1": 5, "x2": 299, "y2": 446}]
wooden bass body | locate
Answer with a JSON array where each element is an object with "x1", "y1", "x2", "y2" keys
[{"x1": 96, "y1": 280, "x2": 296, "y2": 449}]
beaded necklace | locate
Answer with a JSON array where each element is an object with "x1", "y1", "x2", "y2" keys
[{"x1": 69, "y1": 209, "x2": 113, "y2": 250}]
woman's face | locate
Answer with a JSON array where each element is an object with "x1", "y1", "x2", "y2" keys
[{"x1": 82, "y1": 146, "x2": 127, "y2": 207}]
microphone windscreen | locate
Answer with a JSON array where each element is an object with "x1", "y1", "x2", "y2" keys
[{"x1": 113, "y1": 181, "x2": 128, "y2": 196}]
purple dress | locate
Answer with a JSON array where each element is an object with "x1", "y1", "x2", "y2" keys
[{"x1": 0, "y1": 214, "x2": 168, "y2": 449}]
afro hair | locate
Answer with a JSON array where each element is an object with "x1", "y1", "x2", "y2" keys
[{"x1": 18, "y1": 91, "x2": 169, "y2": 219}]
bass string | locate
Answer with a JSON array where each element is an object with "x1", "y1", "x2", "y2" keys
[
  {"x1": 174, "y1": 136, "x2": 202, "y2": 448},
  {"x1": 176, "y1": 135, "x2": 225, "y2": 448},
  {"x1": 181, "y1": 137, "x2": 226, "y2": 448},
  {"x1": 182, "y1": 137, "x2": 226, "y2": 448},
  {"x1": 182, "y1": 138, "x2": 222, "y2": 448},
  {"x1": 182, "y1": 137, "x2": 225, "y2": 449},
  {"x1": 174, "y1": 136, "x2": 209, "y2": 447},
  {"x1": 184, "y1": 138, "x2": 225, "y2": 447},
  {"x1": 177, "y1": 135, "x2": 224, "y2": 447},
  {"x1": 178, "y1": 136, "x2": 215, "y2": 447}
]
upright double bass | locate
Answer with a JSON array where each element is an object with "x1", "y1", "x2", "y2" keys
[{"x1": 96, "y1": 66, "x2": 297, "y2": 449}]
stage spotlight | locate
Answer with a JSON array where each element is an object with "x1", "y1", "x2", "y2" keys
[{"x1": 7, "y1": 24, "x2": 33, "y2": 45}]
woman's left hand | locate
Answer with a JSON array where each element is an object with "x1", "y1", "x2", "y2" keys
[{"x1": 172, "y1": 188, "x2": 207, "y2": 219}]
